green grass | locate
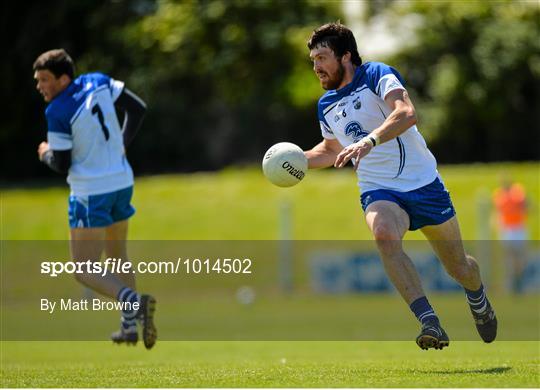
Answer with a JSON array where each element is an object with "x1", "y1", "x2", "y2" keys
[
  {"x1": 2, "y1": 294, "x2": 539, "y2": 342},
  {"x1": 1, "y1": 162, "x2": 539, "y2": 387},
  {"x1": 1, "y1": 341, "x2": 539, "y2": 387},
  {"x1": 1, "y1": 162, "x2": 539, "y2": 240}
]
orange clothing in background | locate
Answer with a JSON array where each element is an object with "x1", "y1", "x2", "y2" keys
[{"x1": 493, "y1": 183, "x2": 527, "y2": 228}]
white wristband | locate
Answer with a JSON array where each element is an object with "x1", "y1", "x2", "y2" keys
[{"x1": 365, "y1": 134, "x2": 380, "y2": 147}]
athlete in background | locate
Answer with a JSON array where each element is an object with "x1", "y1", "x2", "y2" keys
[{"x1": 34, "y1": 48, "x2": 156, "y2": 349}]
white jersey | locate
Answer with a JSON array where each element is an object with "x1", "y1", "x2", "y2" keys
[
  {"x1": 318, "y1": 62, "x2": 438, "y2": 193},
  {"x1": 45, "y1": 72, "x2": 134, "y2": 196}
]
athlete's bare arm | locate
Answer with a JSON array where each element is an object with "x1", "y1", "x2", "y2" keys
[{"x1": 304, "y1": 138, "x2": 343, "y2": 169}]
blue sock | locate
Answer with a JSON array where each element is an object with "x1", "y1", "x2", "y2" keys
[
  {"x1": 120, "y1": 317, "x2": 137, "y2": 332},
  {"x1": 117, "y1": 287, "x2": 140, "y2": 332},
  {"x1": 410, "y1": 296, "x2": 440, "y2": 326},
  {"x1": 465, "y1": 284, "x2": 489, "y2": 314}
]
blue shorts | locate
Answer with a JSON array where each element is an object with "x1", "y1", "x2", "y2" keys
[
  {"x1": 68, "y1": 186, "x2": 135, "y2": 228},
  {"x1": 360, "y1": 178, "x2": 456, "y2": 231}
]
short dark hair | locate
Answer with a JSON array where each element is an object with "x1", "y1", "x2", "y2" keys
[
  {"x1": 307, "y1": 22, "x2": 362, "y2": 66},
  {"x1": 33, "y1": 49, "x2": 75, "y2": 79}
]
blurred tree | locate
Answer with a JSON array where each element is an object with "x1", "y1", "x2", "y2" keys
[
  {"x1": 0, "y1": 0, "x2": 150, "y2": 181},
  {"x1": 0, "y1": 0, "x2": 340, "y2": 180},
  {"x1": 363, "y1": 0, "x2": 397, "y2": 19},
  {"x1": 116, "y1": 0, "x2": 340, "y2": 173},
  {"x1": 387, "y1": 0, "x2": 540, "y2": 162},
  {"x1": 5, "y1": 0, "x2": 535, "y2": 182}
]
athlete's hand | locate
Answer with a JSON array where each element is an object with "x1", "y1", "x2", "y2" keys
[
  {"x1": 334, "y1": 139, "x2": 373, "y2": 170},
  {"x1": 37, "y1": 141, "x2": 49, "y2": 161}
]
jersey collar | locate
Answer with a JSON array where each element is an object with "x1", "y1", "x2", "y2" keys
[{"x1": 329, "y1": 65, "x2": 367, "y2": 99}]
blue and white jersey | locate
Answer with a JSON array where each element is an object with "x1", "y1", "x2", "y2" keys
[
  {"x1": 46, "y1": 72, "x2": 134, "y2": 196},
  {"x1": 318, "y1": 62, "x2": 438, "y2": 193}
]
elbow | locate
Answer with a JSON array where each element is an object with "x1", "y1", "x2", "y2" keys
[{"x1": 405, "y1": 108, "x2": 417, "y2": 127}]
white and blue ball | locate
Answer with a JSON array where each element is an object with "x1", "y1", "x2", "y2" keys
[{"x1": 262, "y1": 142, "x2": 307, "y2": 187}]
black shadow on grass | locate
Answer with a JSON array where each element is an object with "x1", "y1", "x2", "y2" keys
[{"x1": 419, "y1": 366, "x2": 512, "y2": 375}]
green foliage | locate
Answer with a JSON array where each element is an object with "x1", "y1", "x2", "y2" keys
[
  {"x1": 2, "y1": 1, "x2": 149, "y2": 180},
  {"x1": 2, "y1": 1, "x2": 538, "y2": 181},
  {"x1": 388, "y1": 0, "x2": 540, "y2": 162},
  {"x1": 112, "y1": 0, "x2": 341, "y2": 172},
  {"x1": 124, "y1": 0, "x2": 335, "y2": 104},
  {"x1": 3, "y1": 0, "x2": 340, "y2": 179}
]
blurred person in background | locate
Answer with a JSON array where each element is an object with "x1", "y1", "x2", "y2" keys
[{"x1": 493, "y1": 176, "x2": 529, "y2": 293}]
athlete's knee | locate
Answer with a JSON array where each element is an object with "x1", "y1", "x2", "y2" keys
[
  {"x1": 372, "y1": 223, "x2": 402, "y2": 242},
  {"x1": 372, "y1": 225, "x2": 404, "y2": 258}
]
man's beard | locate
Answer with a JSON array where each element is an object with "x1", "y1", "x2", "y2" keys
[{"x1": 321, "y1": 63, "x2": 345, "y2": 90}]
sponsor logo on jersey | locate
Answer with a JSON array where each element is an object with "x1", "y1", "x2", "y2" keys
[
  {"x1": 344, "y1": 121, "x2": 369, "y2": 142},
  {"x1": 338, "y1": 100, "x2": 348, "y2": 107}
]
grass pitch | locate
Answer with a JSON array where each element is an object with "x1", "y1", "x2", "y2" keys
[
  {"x1": 1, "y1": 163, "x2": 539, "y2": 387},
  {"x1": 1, "y1": 341, "x2": 539, "y2": 387},
  {"x1": 2, "y1": 162, "x2": 539, "y2": 240}
]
